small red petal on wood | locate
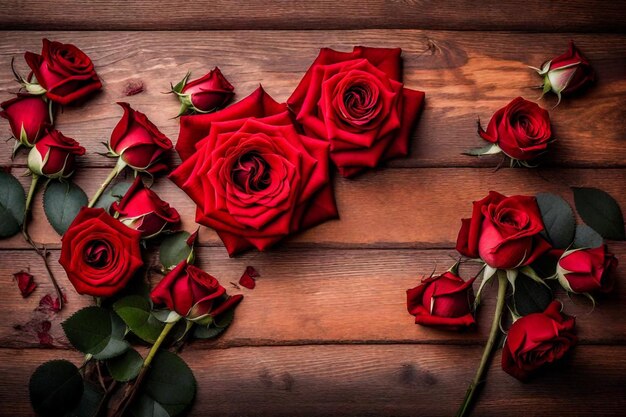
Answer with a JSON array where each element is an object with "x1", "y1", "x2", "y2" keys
[
  {"x1": 37, "y1": 293, "x2": 66, "y2": 313},
  {"x1": 14, "y1": 271, "x2": 37, "y2": 298},
  {"x1": 123, "y1": 79, "x2": 145, "y2": 96},
  {"x1": 239, "y1": 266, "x2": 260, "y2": 289},
  {"x1": 37, "y1": 320, "x2": 53, "y2": 346}
]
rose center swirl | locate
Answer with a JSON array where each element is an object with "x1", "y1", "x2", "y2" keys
[
  {"x1": 231, "y1": 152, "x2": 271, "y2": 193},
  {"x1": 341, "y1": 82, "x2": 378, "y2": 121},
  {"x1": 83, "y1": 239, "x2": 113, "y2": 269}
]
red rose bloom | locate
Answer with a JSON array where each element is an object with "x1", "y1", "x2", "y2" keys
[
  {"x1": 24, "y1": 39, "x2": 102, "y2": 105},
  {"x1": 151, "y1": 260, "x2": 243, "y2": 319},
  {"x1": 456, "y1": 191, "x2": 551, "y2": 269},
  {"x1": 109, "y1": 102, "x2": 173, "y2": 173},
  {"x1": 110, "y1": 176, "x2": 181, "y2": 238},
  {"x1": 536, "y1": 41, "x2": 595, "y2": 99},
  {"x1": 0, "y1": 94, "x2": 51, "y2": 147},
  {"x1": 170, "y1": 87, "x2": 338, "y2": 256},
  {"x1": 502, "y1": 301, "x2": 577, "y2": 382},
  {"x1": 288, "y1": 46, "x2": 425, "y2": 177},
  {"x1": 406, "y1": 271, "x2": 476, "y2": 331},
  {"x1": 557, "y1": 246, "x2": 617, "y2": 293},
  {"x1": 27, "y1": 129, "x2": 85, "y2": 179},
  {"x1": 174, "y1": 67, "x2": 234, "y2": 114},
  {"x1": 59, "y1": 208, "x2": 143, "y2": 297},
  {"x1": 478, "y1": 97, "x2": 552, "y2": 161}
]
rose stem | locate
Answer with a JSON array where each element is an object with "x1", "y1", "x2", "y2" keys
[
  {"x1": 455, "y1": 271, "x2": 508, "y2": 417},
  {"x1": 111, "y1": 319, "x2": 180, "y2": 417},
  {"x1": 87, "y1": 162, "x2": 123, "y2": 208},
  {"x1": 21, "y1": 174, "x2": 64, "y2": 310}
]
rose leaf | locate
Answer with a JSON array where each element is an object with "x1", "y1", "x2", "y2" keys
[
  {"x1": 94, "y1": 181, "x2": 133, "y2": 212},
  {"x1": 43, "y1": 180, "x2": 87, "y2": 235},
  {"x1": 572, "y1": 187, "x2": 625, "y2": 240},
  {"x1": 61, "y1": 306, "x2": 129, "y2": 359},
  {"x1": 573, "y1": 224, "x2": 604, "y2": 249},
  {"x1": 113, "y1": 295, "x2": 165, "y2": 343},
  {"x1": 513, "y1": 273, "x2": 553, "y2": 316},
  {"x1": 0, "y1": 171, "x2": 25, "y2": 237},
  {"x1": 107, "y1": 348, "x2": 143, "y2": 382},
  {"x1": 536, "y1": 192, "x2": 576, "y2": 249},
  {"x1": 29, "y1": 360, "x2": 83, "y2": 417},
  {"x1": 159, "y1": 231, "x2": 192, "y2": 270}
]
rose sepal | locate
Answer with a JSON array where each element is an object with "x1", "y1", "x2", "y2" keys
[
  {"x1": 152, "y1": 309, "x2": 182, "y2": 323},
  {"x1": 463, "y1": 143, "x2": 502, "y2": 157}
]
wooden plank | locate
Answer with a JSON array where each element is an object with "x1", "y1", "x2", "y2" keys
[
  {"x1": 1, "y1": 345, "x2": 625, "y2": 416},
  {"x1": 2, "y1": 245, "x2": 623, "y2": 349},
  {"x1": 1, "y1": 167, "x2": 624, "y2": 249},
  {"x1": 0, "y1": 1, "x2": 625, "y2": 31},
  {"x1": 1, "y1": 31, "x2": 626, "y2": 169}
]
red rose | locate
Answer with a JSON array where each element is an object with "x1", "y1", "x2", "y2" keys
[
  {"x1": 151, "y1": 260, "x2": 243, "y2": 319},
  {"x1": 109, "y1": 102, "x2": 172, "y2": 173},
  {"x1": 502, "y1": 301, "x2": 576, "y2": 381},
  {"x1": 557, "y1": 246, "x2": 617, "y2": 293},
  {"x1": 173, "y1": 67, "x2": 234, "y2": 114},
  {"x1": 59, "y1": 208, "x2": 143, "y2": 297},
  {"x1": 288, "y1": 46, "x2": 425, "y2": 177},
  {"x1": 0, "y1": 94, "x2": 51, "y2": 147},
  {"x1": 110, "y1": 176, "x2": 181, "y2": 238},
  {"x1": 535, "y1": 41, "x2": 595, "y2": 99},
  {"x1": 406, "y1": 271, "x2": 476, "y2": 330},
  {"x1": 24, "y1": 39, "x2": 102, "y2": 105},
  {"x1": 477, "y1": 97, "x2": 552, "y2": 161},
  {"x1": 170, "y1": 87, "x2": 338, "y2": 256},
  {"x1": 27, "y1": 129, "x2": 85, "y2": 178},
  {"x1": 456, "y1": 191, "x2": 551, "y2": 269}
]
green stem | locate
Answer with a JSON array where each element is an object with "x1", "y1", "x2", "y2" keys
[
  {"x1": 87, "y1": 162, "x2": 123, "y2": 208},
  {"x1": 22, "y1": 174, "x2": 39, "y2": 237},
  {"x1": 144, "y1": 320, "x2": 177, "y2": 368},
  {"x1": 456, "y1": 271, "x2": 508, "y2": 417}
]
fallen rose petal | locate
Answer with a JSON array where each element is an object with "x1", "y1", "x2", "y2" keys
[
  {"x1": 37, "y1": 293, "x2": 66, "y2": 313},
  {"x1": 14, "y1": 271, "x2": 37, "y2": 298},
  {"x1": 124, "y1": 79, "x2": 145, "y2": 96},
  {"x1": 239, "y1": 266, "x2": 260, "y2": 289},
  {"x1": 37, "y1": 320, "x2": 53, "y2": 346}
]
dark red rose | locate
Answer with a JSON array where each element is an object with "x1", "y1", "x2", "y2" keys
[
  {"x1": 108, "y1": 102, "x2": 172, "y2": 173},
  {"x1": 0, "y1": 94, "x2": 51, "y2": 147},
  {"x1": 110, "y1": 176, "x2": 180, "y2": 238},
  {"x1": 59, "y1": 207, "x2": 143, "y2": 297},
  {"x1": 27, "y1": 129, "x2": 85, "y2": 178},
  {"x1": 502, "y1": 300, "x2": 576, "y2": 381},
  {"x1": 456, "y1": 191, "x2": 551, "y2": 269},
  {"x1": 406, "y1": 271, "x2": 476, "y2": 330},
  {"x1": 477, "y1": 97, "x2": 552, "y2": 161},
  {"x1": 288, "y1": 46, "x2": 425, "y2": 177},
  {"x1": 24, "y1": 39, "x2": 101, "y2": 105},
  {"x1": 174, "y1": 67, "x2": 234, "y2": 114},
  {"x1": 535, "y1": 41, "x2": 595, "y2": 99},
  {"x1": 170, "y1": 86, "x2": 338, "y2": 256},
  {"x1": 557, "y1": 246, "x2": 617, "y2": 294},
  {"x1": 151, "y1": 260, "x2": 243, "y2": 319},
  {"x1": 14, "y1": 271, "x2": 37, "y2": 298}
]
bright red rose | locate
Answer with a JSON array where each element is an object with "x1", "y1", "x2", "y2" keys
[
  {"x1": 24, "y1": 39, "x2": 101, "y2": 105},
  {"x1": 170, "y1": 86, "x2": 338, "y2": 256},
  {"x1": 456, "y1": 191, "x2": 551, "y2": 269},
  {"x1": 27, "y1": 129, "x2": 85, "y2": 178},
  {"x1": 478, "y1": 97, "x2": 552, "y2": 161},
  {"x1": 174, "y1": 67, "x2": 234, "y2": 114},
  {"x1": 288, "y1": 46, "x2": 425, "y2": 177},
  {"x1": 0, "y1": 94, "x2": 51, "y2": 147},
  {"x1": 150, "y1": 260, "x2": 243, "y2": 319},
  {"x1": 110, "y1": 176, "x2": 181, "y2": 238},
  {"x1": 59, "y1": 208, "x2": 143, "y2": 297},
  {"x1": 108, "y1": 102, "x2": 172, "y2": 173},
  {"x1": 406, "y1": 271, "x2": 476, "y2": 330},
  {"x1": 502, "y1": 301, "x2": 576, "y2": 382},
  {"x1": 557, "y1": 246, "x2": 617, "y2": 293},
  {"x1": 535, "y1": 41, "x2": 595, "y2": 99}
]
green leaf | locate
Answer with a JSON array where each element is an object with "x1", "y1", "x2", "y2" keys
[
  {"x1": 0, "y1": 171, "x2": 25, "y2": 237},
  {"x1": 130, "y1": 394, "x2": 170, "y2": 417},
  {"x1": 530, "y1": 255, "x2": 559, "y2": 279},
  {"x1": 193, "y1": 308, "x2": 234, "y2": 339},
  {"x1": 113, "y1": 296, "x2": 165, "y2": 344},
  {"x1": 572, "y1": 187, "x2": 625, "y2": 240},
  {"x1": 62, "y1": 306, "x2": 129, "y2": 359},
  {"x1": 94, "y1": 181, "x2": 133, "y2": 211},
  {"x1": 29, "y1": 360, "x2": 83, "y2": 417},
  {"x1": 513, "y1": 273, "x2": 553, "y2": 316},
  {"x1": 159, "y1": 231, "x2": 192, "y2": 270},
  {"x1": 463, "y1": 143, "x2": 501, "y2": 156},
  {"x1": 536, "y1": 192, "x2": 576, "y2": 249},
  {"x1": 573, "y1": 224, "x2": 604, "y2": 249},
  {"x1": 43, "y1": 181, "x2": 87, "y2": 235},
  {"x1": 107, "y1": 348, "x2": 144, "y2": 382},
  {"x1": 140, "y1": 351, "x2": 196, "y2": 416},
  {"x1": 64, "y1": 382, "x2": 103, "y2": 417}
]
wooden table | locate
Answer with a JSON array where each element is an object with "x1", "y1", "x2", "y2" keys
[{"x1": 1, "y1": 1, "x2": 625, "y2": 416}]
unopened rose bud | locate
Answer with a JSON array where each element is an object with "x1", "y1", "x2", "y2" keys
[
  {"x1": 27, "y1": 130, "x2": 85, "y2": 179},
  {"x1": 1, "y1": 94, "x2": 52, "y2": 148},
  {"x1": 172, "y1": 67, "x2": 234, "y2": 115},
  {"x1": 557, "y1": 246, "x2": 617, "y2": 294}
]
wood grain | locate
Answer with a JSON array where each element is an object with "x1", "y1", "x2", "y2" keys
[
  {"x1": 1, "y1": 345, "x2": 625, "y2": 417},
  {"x1": 1, "y1": 31, "x2": 626, "y2": 170},
  {"x1": 2, "y1": 245, "x2": 623, "y2": 349},
  {"x1": 0, "y1": 1, "x2": 625, "y2": 31}
]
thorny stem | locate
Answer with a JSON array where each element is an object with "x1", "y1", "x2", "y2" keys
[{"x1": 87, "y1": 161, "x2": 124, "y2": 208}]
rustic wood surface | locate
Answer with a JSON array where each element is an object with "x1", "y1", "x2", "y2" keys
[{"x1": 1, "y1": 4, "x2": 625, "y2": 417}]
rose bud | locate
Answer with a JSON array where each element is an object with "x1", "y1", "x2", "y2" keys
[
  {"x1": 502, "y1": 300, "x2": 576, "y2": 381},
  {"x1": 24, "y1": 38, "x2": 102, "y2": 105},
  {"x1": 0, "y1": 94, "x2": 52, "y2": 149},
  {"x1": 59, "y1": 207, "x2": 143, "y2": 297},
  {"x1": 533, "y1": 41, "x2": 595, "y2": 103},
  {"x1": 556, "y1": 246, "x2": 617, "y2": 294},
  {"x1": 474, "y1": 97, "x2": 552, "y2": 162},
  {"x1": 172, "y1": 67, "x2": 234, "y2": 115},
  {"x1": 456, "y1": 191, "x2": 552, "y2": 269},
  {"x1": 151, "y1": 260, "x2": 243, "y2": 320},
  {"x1": 110, "y1": 176, "x2": 181, "y2": 238},
  {"x1": 406, "y1": 271, "x2": 476, "y2": 331},
  {"x1": 27, "y1": 129, "x2": 85, "y2": 179},
  {"x1": 108, "y1": 102, "x2": 173, "y2": 174}
]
